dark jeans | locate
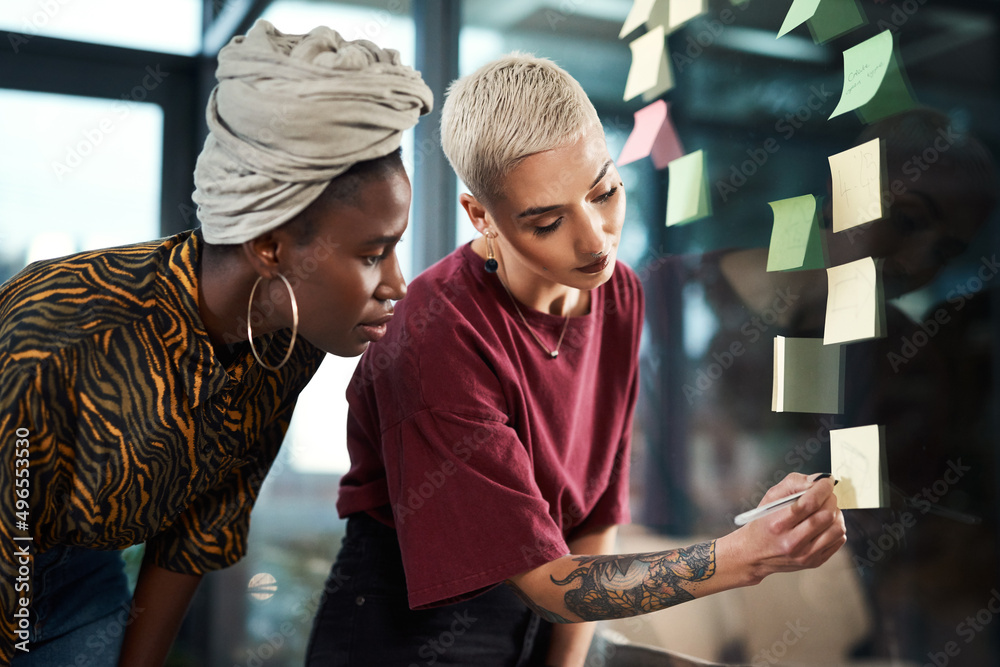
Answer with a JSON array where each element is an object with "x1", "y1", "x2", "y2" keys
[
  {"x1": 13, "y1": 545, "x2": 131, "y2": 666},
  {"x1": 306, "y1": 512, "x2": 552, "y2": 666}
]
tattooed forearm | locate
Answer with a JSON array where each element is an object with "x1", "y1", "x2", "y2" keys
[
  {"x1": 506, "y1": 579, "x2": 575, "y2": 624},
  {"x1": 550, "y1": 541, "x2": 717, "y2": 621}
]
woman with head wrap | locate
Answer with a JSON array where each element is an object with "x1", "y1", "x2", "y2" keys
[
  {"x1": 306, "y1": 53, "x2": 844, "y2": 666},
  {"x1": 0, "y1": 20, "x2": 430, "y2": 666}
]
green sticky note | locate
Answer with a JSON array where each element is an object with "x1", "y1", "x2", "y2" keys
[
  {"x1": 808, "y1": 0, "x2": 866, "y2": 44},
  {"x1": 778, "y1": 0, "x2": 864, "y2": 43},
  {"x1": 666, "y1": 150, "x2": 711, "y2": 227},
  {"x1": 766, "y1": 194, "x2": 827, "y2": 272},
  {"x1": 772, "y1": 336, "x2": 846, "y2": 414},
  {"x1": 777, "y1": 0, "x2": 822, "y2": 38},
  {"x1": 829, "y1": 30, "x2": 916, "y2": 123}
]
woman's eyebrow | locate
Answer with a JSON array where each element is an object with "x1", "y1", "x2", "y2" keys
[
  {"x1": 590, "y1": 159, "x2": 613, "y2": 189},
  {"x1": 516, "y1": 160, "x2": 615, "y2": 219}
]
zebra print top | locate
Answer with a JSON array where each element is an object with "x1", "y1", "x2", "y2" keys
[{"x1": 0, "y1": 231, "x2": 325, "y2": 658}]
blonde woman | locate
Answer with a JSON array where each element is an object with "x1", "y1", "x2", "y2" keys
[{"x1": 307, "y1": 54, "x2": 844, "y2": 666}]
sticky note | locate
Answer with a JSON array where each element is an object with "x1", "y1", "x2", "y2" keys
[
  {"x1": 669, "y1": 0, "x2": 708, "y2": 31},
  {"x1": 766, "y1": 194, "x2": 827, "y2": 272},
  {"x1": 619, "y1": 0, "x2": 670, "y2": 38},
  {"x1": 617, "y1": 100, "x2": 685, "y2": 169},
  {"x1": 777, "y1": 0, "x2": 822, "y2": 37},
  {"x1": 623, "y1": 25, "x2": 674, "y2": 102},
  {"x1": 829, "y1": 138, "x2": 883, "y2": 233},
  {"x1": 778, "y1": 0, "x2": 866, "y2": 44},
  {"x1": 666, "y1": 149, "x2": 711, "y2": 227},
  {"x1": 772, "y1": 336, "x2": 846, "y2": 414},
  {"x1": 831, "y1": 424, "x2": 887, "y2": 509},
  {"x1": 829, "y1": 30, "x2": 915, "y2": 123},
  {"x1": 824, "y1": 257, "x2": 886, "y2": 345}
]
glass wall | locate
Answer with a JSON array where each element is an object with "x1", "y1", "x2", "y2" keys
[{"x1": 3, "y1": 1, "x2": 997, "y2": 665}]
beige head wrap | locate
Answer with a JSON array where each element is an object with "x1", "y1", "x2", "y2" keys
[{"x1": 193, "y1": 20, "x2": 433, "y2": 244}]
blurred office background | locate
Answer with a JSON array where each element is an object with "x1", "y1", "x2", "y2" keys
[{"x1": 1, "y1": 1, "x2": 998, "y2": 665}]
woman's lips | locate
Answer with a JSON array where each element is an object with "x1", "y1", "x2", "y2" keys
[
  {"x1": 357, "y1": 313, "x2": 393, "y2": 342},
  {"x1": 577, "y1": 255, "x2": 610, "y2": 274}
]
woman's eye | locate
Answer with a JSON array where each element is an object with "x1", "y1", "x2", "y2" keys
[
  {"x1": 595, "y1": 186, "x2": 618, "y2": 204},
  {"x1": 533, "y1": 218, "x2": 563, "y2": 237}
]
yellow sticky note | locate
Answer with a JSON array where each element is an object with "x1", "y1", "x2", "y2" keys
[
  {"x1": 624, "y1": 25, "x2": 674, "y2": 102},
  {"x1": 829, "y1": 137, "x2": 883, "y2": 233},
  {"x1": 766, "y1": 194, "x2": 827, "y2": 272},
  {"x1": 831, "y1": 425, "x2": 887, "y2": 509},
  {"x1": 669, "y1": 0, "x2": 708, "y2": 31},
  {"x1": 772, "y1": 336, "x2": 845, "y2": 414},
  {"x1": 619, "y1": 0, "x2": 670, "y2": 38},
  {"x1": 824, "y1": 257, "x2": 886, "y2": 345},
  {"x1": 829, "y1": 30, "x2": 915, "y2": 123},
  {"x1": 666, "y1": 149, "x2": 711, "y2": 227}
]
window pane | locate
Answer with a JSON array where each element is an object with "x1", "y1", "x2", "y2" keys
[
  {"x1": 0, "y1": 0, "x2": 202, "y2": 55},
  {"x1": 0, "y1": 88, "x2": 162, "y2": 282}
]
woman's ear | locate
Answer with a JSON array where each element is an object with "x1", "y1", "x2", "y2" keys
[
  {"x1": 460, "y1": 193, "x2": 492, "y2": 236},
  {"x1": 242, "y1": 232, "x2": 281, "y2": 278}
]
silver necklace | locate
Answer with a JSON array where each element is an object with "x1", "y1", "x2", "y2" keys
[{"x1": 496, "y1": 276, "x2": 570, "y2": 359}]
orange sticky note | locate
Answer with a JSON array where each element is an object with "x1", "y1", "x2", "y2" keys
[{"x1": 617, "y1": 100, "x2": 685, "y2": 169}]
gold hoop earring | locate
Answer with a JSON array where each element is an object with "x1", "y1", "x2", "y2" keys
[
  {"x1": 247, "y1": 272, "x2": 298, "y2": 371},
  {"x1": 484, "y1": 233, "x2": 499, "y2": 273}
]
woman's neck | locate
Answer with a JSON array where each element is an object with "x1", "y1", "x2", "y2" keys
[{"x1": 472, "y1": 236, "x2": 590, "y2": 317}]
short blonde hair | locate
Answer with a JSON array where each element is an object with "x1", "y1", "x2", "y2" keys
[{"x1": 440, "y1": 53, "x2": 601, "y2": 208}]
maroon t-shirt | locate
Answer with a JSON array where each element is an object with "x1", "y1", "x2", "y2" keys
[{"x1": 338, "y1": 242, "x2": 644, "y2": 609}]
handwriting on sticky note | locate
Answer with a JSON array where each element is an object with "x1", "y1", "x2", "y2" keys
[
  {"x1": 830, "y1": 30, "x2": 914, "y2": 122},
  {"x1": 666, "y1": 149, "x2": 711, "y2": 227},
  {"x1": 824, "y1": 257, "x2": 886, "y2": 345},
  {"x1": 624, "y1": 25, "x2": 673, "y2": 101},
  {"x1": 617, "y1": 100, "x2": 684, "y2": 169},
  {"x1": 767, "y1": 194, "x2": 825, "y2": 272},
  {"x1": 829, "y1": 138, "x2": 882, "y2": 232},
  {"x1": 831, "y1": 425, "x2": 885, "y2": 509}
]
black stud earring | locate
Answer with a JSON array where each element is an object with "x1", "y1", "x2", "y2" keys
[{"x1": 485, "y1": 233, "x2": 499, "y2": 273}]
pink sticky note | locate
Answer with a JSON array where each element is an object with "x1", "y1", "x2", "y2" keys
[{"x1": 617, "y1": 100, "x2": 685, "y2": 169}]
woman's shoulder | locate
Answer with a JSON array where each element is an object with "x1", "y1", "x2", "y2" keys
[{"x1": 0, "y1": 234, "x2": 190, "y2": 358}]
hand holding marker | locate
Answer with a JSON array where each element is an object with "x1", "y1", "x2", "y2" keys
[{"x1": 735, "y1": 473, "x2": 837, "y2": 526}]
